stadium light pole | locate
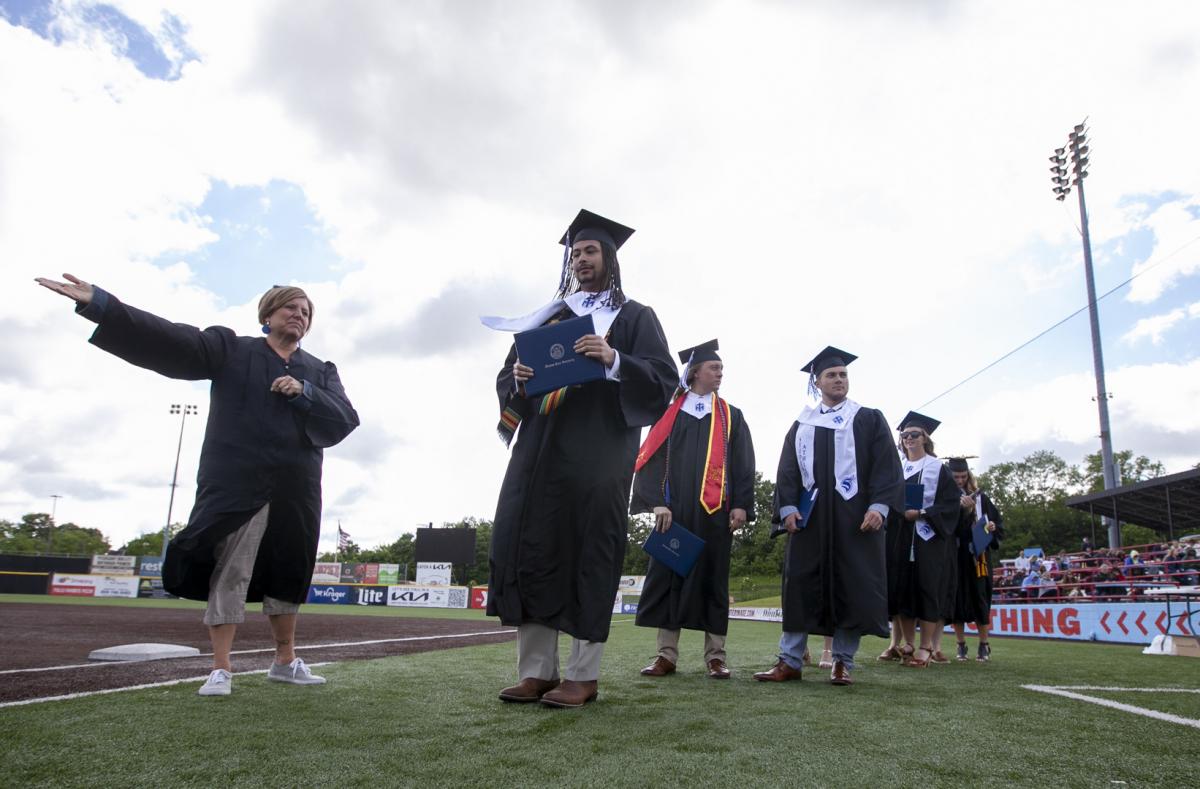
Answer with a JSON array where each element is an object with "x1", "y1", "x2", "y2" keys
[
  {"x1": 1050, "y1": 121, "x2": 1119, "y2": 549},
  {"x1": 162, "y1": 404, "x2": 198, "y2": 560},
  {"x1": 46, "y1": 494, "x2": 63, "y2": 553}
]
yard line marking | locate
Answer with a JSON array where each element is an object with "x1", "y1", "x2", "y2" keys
[
  {"x1": 1042, "y1": 686, "x2": 1200, "y2": 693},
  {"x1": 1023, "y1": 685, "x2": 1200, "y2": 730},
  {"x1": 0, "y1": 629, "x2": 515, "y2": 675},
  {"x1": 0, "y1": 663, "x2": 333, "y2": 709}
]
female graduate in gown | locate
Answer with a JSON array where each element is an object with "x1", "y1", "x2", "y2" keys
[
  {"x1": 631, "y1": 340, "x2": 756, "y2": 679},
  {"x1": 888, "y1": 411, "x2": 959, "y2": 669},
  {"x1": 947, "y1": 457, "x2": 1004, "y2": 662},
  {"x1": 36, "y1": 273, "x2": 359, "y2": 696}
]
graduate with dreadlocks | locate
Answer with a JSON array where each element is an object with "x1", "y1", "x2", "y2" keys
[
  {"x1": 632, "y1": 339, "x2": 756, "y2": 680},
  {"x1": 480, "y1": 209, "x2": 676, "y2": 709},
  {"x1": 753, "y1": 347, "x2": 902, "y2": 686}
]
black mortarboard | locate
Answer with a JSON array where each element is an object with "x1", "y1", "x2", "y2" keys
[
  {"x1": 898, "y1": 410, "x2": 941, "y2": 434},
  {"x1": 677, "y1": 339, "x2": 720, "y2": 367},
  {"x1": 947, "y1": 457, "x2": 970, "y2": 473},
  {"x1": 801, "y1": 346, "x2": 857, "y2": 376},
  {"x1": 559, "y1": 209, "x2": 635, "y2": 251}
]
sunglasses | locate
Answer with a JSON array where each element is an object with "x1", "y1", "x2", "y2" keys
[{"x1": 899, "y1": 431, "x2": 925, "y2": 440}]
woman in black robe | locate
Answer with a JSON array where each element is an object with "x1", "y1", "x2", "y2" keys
[
  {"x1": 888, "y1": 411, "x2": 959, "y2": 669},
  {"x1": 37, "y1": 273, "x2": 359, "y2": 695},
  {"x1": 631, "y1": 341, "x2": 755, "y2": 678},
  {"x1": 947, "y1": 458, "x2": 1004, "y2": 662}
]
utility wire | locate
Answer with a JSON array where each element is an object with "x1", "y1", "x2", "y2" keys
[{"x1": 917, "y1": 232, "x2": 1200, "y2": 411}]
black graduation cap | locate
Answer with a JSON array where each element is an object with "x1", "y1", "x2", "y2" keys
[
  {"x1": 947, "y1": 457, "x2": 970, "y2": 473},
  {"x1": 559, "y1": 209, "x2": 635, "y2": 250},
  {"x1": 801, "y1": 346, "x2": 857, "y2": 376},
  {"x1": 677, "y1": 339, "x2": 720, "y2": 367},
  {"x1": 898, "y1": 410, "x2": 941, "y2": 434}
]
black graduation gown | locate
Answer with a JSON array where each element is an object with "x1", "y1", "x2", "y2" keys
[
  {"x1": 487, "y1": 300, "x2": 676, "y2": 643},
  {"x1": 82, "y1": 291, "x2": 359, "y2": 603},
  {"x1": 888, "y1": 463, "x2": 959, "y2": 621},
  {"x1": 951, "y1": 491, "x2": 1004, "y2": 625},
  {"x1": 631, "y1": 402, "x2": 756, "y2": 635},
  {"x1": 773, "y1": 407, "x2": 903, "y2": 637}
]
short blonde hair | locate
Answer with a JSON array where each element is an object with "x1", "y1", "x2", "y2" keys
[{"x1": 257, "y1": 286, "x2": 313, "y2": 331}]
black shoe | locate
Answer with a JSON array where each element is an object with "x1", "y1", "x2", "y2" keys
[
  {"x1": 976, "y1": 642, "x2": 991, "y2": 662},
  {"x1": 956, "y1": 642, "x2": 968, "y2": 662}
]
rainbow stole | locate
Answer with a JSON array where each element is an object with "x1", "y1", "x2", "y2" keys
[{"x1": 636, "y1": 392, "x2": 731, "y2": 514}]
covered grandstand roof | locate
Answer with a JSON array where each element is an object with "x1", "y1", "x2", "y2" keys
[{"x1": 1065, "y1": 467, "x2": 1200, "y2": 537}]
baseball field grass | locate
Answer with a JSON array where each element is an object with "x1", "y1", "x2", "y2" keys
[{"x1": 1, "y1": 595, "x2": 1198, "y2": 788}]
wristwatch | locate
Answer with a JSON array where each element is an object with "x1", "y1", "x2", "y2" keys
[{"x1": 919, "y1": 509, "x2": 927, "y2": 517}]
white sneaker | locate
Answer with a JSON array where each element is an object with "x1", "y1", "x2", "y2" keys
[
  {"x1": 198, "y1": 668, "x2": 232, "y2": 696},
  {"x1": 267, "y1": 657, "x2": 326, "y2": 685}
]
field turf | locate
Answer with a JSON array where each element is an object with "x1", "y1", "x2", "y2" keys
[{"x1": 1, "y1": 595, "x2": 1198, "y2": 787}]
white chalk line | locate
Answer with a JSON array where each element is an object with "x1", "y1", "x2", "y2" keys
[
  {"x1": 1023, "y1": 685, "x2": 1200, "y2": 730},
  {"x1": 0, "y1": 629, "x2": 514, "y2": 676},
  {"x1": 0, "y1": 662, "x2": 334, "y2": 709}
]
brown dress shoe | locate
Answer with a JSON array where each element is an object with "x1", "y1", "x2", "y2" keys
[
  {"x1": 540, "y1": 679, "x2": 598, "y2": 708},
  {"x1": 830, "y1": 661, "x2": 853, "y2": 686},
  {"x1": 752, "y1": 660, "x2": 802, "y2": 682},
  {"x1": 640, "y1": 656, "x2": 676, "y2": 676},
  {"x1": 707, "y1": 659, "x2": 731, "y2": 679},
  {"x1": 498, "y1": 677, "x2": 559, "y2": 703}
]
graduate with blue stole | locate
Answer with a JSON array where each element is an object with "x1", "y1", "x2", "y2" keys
[{"x1": 632, "y1": 339, "x2": 756, "y2": 680}]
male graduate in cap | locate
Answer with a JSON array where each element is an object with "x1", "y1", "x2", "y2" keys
[
  {"x1": 480, "y1": 210, "x2": 676, "y2": 708},
  {"x1": 632, "y1": 339, "x2": 756, "y2": 680},
  {"x1": 753, "y1": 347, "x2": 902, "y2": 686}
]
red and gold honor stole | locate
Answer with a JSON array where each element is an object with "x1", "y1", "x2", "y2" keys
[{"x1": 636, "y1": 392, "x2": 732, "y2": 514}]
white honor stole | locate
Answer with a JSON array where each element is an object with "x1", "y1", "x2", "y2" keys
[
  {"x1": 479, "y1": 289, "x2": 623, "y2": 336},
  {"x1": 902, "y1": 454, "x2": 941, "y2": 541},
  {"x1": 794, "y1": 399, "x2": 862, "y2": 501}
]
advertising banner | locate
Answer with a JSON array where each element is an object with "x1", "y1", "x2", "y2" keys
[
  {"x1": 50, "y1": 573, "x2": 139, "y2": 598},
  {"x1": 416, "y1": 562, "x2": 453, "y2": 586},
  {"x1": 618, "y1": 575, "x2": 646, "y2": 594},
  {"x1": 306, "y1": 584, "x2": 353, "y2": 605},
  {"x1": 340, "y1": 563, "x2": 380, "y2": 585},
  {"x1": 386, "y1": 585, "x2": 469, "y2": 609},
  {"x1": 729, "y1": 607, "x2": 784, "y2": 623},
  {"x1": 312, "y1": 563, "x2": 342, "y2": 584},
  {"x1": 978, "y1": 602, "x2": 1195, "y2": 645},
  {"x1": 137, "y1": 557, "x2": 163, "y2": 578},
  {"x1": 90, "y1": 555, "x2": 137, "y2": 576},
  {"x1": 353, "y1": 585, "x2": 388, "y2": 606},
  {"x1": 377, "y1": 564, "x2": 400, "y2": 585},
  {"x1": 137, "y1": 577, "x2": 170, "y2": 599},
  {"x1": 470, "y1": 587, "x2": 488, "y2": 609}
]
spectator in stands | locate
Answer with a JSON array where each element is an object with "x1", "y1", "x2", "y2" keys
[
  {"x1": 1021, "y1": 567, "x2": 1043, "y2": 599},
  {"x1": 1092, "y1": 563, "x2": 1122, "y2": 600},
  {"x1": 37, "y1": 274, "x2": 359, "y2": 698},
  {"x1": 1124, "y1": 550, "x2": 1145, "y2": 578},
  {"x1": 1065, "y1": 573, "x2": 1090, "y2": 599}
]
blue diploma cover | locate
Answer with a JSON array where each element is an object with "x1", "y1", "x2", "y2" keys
[
  {"x1": 970, "y1": 516, "x2": 992, "y2": 556},
  {"x1": 643, "y1": 521, "x2": 706, "y2": 577},
  {"x1": 514, "y1": 314, "x2": 605, "y2": 397},
  {"x1": 904, "y1": 483, "x2": 925, "y2": 511},
  {"x1": 770, "y1": 487, "x2": 818, "y2": 538}
]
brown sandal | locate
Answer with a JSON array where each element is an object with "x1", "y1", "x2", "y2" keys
[
  {"x1": 905, "y1": 647, "x2": 932, "y2": 668},
  {"x1": 877, "y1": 645, "x2": 903, "y2": 661}
]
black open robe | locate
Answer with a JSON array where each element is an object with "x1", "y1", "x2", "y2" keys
[
  {"x1": 951, "y1": 491, "x2": 1004, "y2": 625},
  {"x1": 887, "y1": 463, "x2": 960, "y2": 621},
  {"x1": 773, "y1": 407, "x2": 902, "y2": 637},
  {"x1": 631, "y1": 401, "x2": 755, "y2": 635},
  {"x1": 78, "y1": 289, "x2": 359, "y2": 603},
  {"x1": 487, "y1": 300, "x2": 675, "y2": 643}
]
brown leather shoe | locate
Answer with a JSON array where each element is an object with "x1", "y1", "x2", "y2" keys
[
  {"x1": 498, "y1": 677, "x2": 559, "y2": 703},
  {"x1": 830, "y1": 660, "x2": 853, "y2": 686},
  {"x1": 640, "y1": 656, "x2": 676, "y2": 676},
  {"x1": 540, "y1": 679, "x2": 598, "y2": 708},
  {"x1": 707, "y1": 659, "x2": 731, "y2": 679},
  {"x1": 752, "y1": 660, "x2": 802, "y2": 682}
]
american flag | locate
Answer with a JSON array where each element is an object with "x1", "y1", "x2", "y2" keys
[{"x1": 337, "y1": 524, "x2": 350, "y2": 551}]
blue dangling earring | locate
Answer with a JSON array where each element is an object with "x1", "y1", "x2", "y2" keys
[{"x1": 261, "y1": 322, "x2": 271, "y2": 335}]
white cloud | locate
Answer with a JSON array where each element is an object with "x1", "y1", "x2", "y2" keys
[
  {"x1": 3, "y1": 1, "x2": 1200, "y2": 551},
  {"x1": 1122, "y1": 301, "x2": 1200, "y2": 345}
]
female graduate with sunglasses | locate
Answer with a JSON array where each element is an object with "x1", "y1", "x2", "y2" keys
[{"x1": 887, "y1": 411, "x2": 960, "y2": 668}]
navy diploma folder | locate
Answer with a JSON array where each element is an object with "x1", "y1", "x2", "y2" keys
[
  {"x1": 770, "y1": 487, "x2": 818, "y2": 538},
  {"x1": 514, "y1": 314, "x2": 605, "y2": 397},
  {"x1": 643, "y1": 521, "x2": 706, "y2": 577},
  {"x1": 970, "y1": 516, "x2": 993, "y2": 556},
  {"x1": 904, "y1": 483, "x2": 925, "y2": 511}
]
